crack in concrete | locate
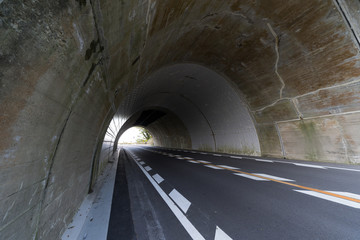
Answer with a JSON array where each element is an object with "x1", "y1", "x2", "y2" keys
[
  {"x1": 267, "y1": 23, "x2": 285, "y2": 99},
  {"x1": 253, "y1": 24, "x2": 293, "y2": 115},
  {"x1": 254, "y1": 76, "x2": 360, "y2": 118},
  {"x1": 253, "y1": 97, "x2": 291, "y2": 112}
]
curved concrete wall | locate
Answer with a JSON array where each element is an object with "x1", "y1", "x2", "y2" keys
[
  {"x1": 116, "y1": 63, "x2": 260, "y2": 154},
  {"x1": 2, "y1": 0, "x2": 360, "y2": 239}
]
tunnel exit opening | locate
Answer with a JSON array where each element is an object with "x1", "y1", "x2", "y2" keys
[{"x1": 118, "y1": 126, "x2": 154, "y2": 146}]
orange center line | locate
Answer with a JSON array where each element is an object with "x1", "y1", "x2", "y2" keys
[{"x1": 195, "y1": 160, "x2": 360, "y2": 204}]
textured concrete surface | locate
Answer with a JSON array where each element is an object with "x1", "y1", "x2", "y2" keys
[{"x1": 1, "y1": 0, "x2": 360, "y2": 239}]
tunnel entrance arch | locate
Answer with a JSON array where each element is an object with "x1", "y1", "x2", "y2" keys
[{"x1": 113, "y1": 63, "x2": 261, "y2": 155}]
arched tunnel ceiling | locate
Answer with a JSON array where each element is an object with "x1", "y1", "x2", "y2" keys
[
  {"x1": 2, "y1": 0, "x2": 360, "y2": 239},
  {"x1": 115, "y1": 63, "x2": 260, "y2": 154},
  {"x1": 105, "y1": 0, "x2": 360, "y2": 163}
]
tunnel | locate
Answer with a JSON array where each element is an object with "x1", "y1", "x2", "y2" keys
[{"x1": 1, "y1": 0, "x2": 360, "y2": 239}]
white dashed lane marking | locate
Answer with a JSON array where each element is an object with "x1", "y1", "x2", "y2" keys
[
  {"x1": 205, "y1": 165, "x2": 223, "y2": 170},
  {"x1": 139, "y1": 161, "x2": 145, "y2": 165},
  {"x1": 217, "y1": 165, "x2": 240, "y2": 170},
  {"x1": 294, "y1": 190, "x2": 360, "y2": 209},
  {"x1": 152, "y1": 174, "x2": 164, "y2": 184},
  {"x1": 215, "y1": 226, "x2": 233, "y2": 240},
  {"x1": 254, "y1": 173, "x2": 294, "y2": 182},
  {"x1": 131, "y1": 152, "x2": 205, "y2": 240},
  {"x1": 230, "y1": 156, "x2": 242, "y2": 159},
  {"x1": 197, "y1": 160, "x2": 211, "y2": 164},
  {"x1": 233, "y1": 173, "x2": 270, "y2": 181},
  {"x1": 187, "y1": 160, "x2": 200, "y2": 164},
  {"x1": 169, "y1": 189, "x2": 191, "y2": 213},
  {"x1": 144, "y1": 166, "x2": 152, "y2": 171},
  {"x1": 213, "y1": 154, "x2": 222, "y2": 157}
]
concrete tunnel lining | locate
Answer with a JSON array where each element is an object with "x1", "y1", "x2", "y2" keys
[
  {"x1": 2, "y1": 0, "x2": 360, "y2": 239},
  {"x1": 114, "y1": 63, "x2": 261, "y2": 155}
]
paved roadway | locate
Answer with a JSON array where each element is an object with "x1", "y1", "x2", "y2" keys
[{"x1": 112, "y1": 146, "x2": 360, "y2": 240}]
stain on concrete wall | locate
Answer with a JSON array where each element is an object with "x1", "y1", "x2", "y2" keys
[{"x1": 2, "y1": 0, "x2": 360, "y2": 239}]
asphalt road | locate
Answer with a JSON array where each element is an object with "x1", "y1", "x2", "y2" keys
[{"x1": 114, "y1": 146, "x2": 360, "y2": 240}]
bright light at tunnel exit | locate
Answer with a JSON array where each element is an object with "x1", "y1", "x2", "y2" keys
[{"x1": 118, "y1": 127, "x2": 144, "y2": 144}]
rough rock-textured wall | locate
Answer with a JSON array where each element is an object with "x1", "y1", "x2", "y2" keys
[
  {"x1": 102, "y1": 0, "x2": 360, "y2": 163},
  {"x1": 2, "y1": 0, "x2": 360, "y2": 239},
  {"x1": 0, "y1": 1, "x2": 112, "y2": 239}
]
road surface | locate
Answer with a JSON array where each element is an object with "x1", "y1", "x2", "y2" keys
[{"x1": 108, "y1": 146, "x2": 360, "y2": 240}]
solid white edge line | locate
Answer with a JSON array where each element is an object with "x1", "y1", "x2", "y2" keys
[
  {"x1": 169, "y1": 189, "x2": 192, "y2": 213},
  {"x1": 255, "y1": 159, "x2": 274, "y2": 163},
  {"x1": 293, "y1": 163, "x2": 325, "y2": 169},
  {"x1": 152, "y1": 174, "x2": 164, "y2": 184},
  {"x1": 294, "y1": 190, "x2": 360, "y2": 209},
  {"x1": 131, "y1": 154, "x2": 206, "y2": 240},
  {"x1": 233, "y1": 173, "x2": 270, "y2": 181}
]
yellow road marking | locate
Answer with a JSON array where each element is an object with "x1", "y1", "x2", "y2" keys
[
  {"x1": 152, "y1": 150, "x2": 360, "y2": 204},
  {"x1": 195, "y1": 160, "x2": 360, "y2": 204}
]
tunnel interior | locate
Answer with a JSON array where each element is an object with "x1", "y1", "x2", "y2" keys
[
  {"x1": 2, "y1": 0, "x2": 360, "y2": 239},
  {"x1": 114, "y1": 63, "x2": 261, "y2": 154}
]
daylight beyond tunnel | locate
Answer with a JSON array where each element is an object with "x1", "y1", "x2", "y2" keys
[
  {"x1": 2, "y1": 0, "x2": 360, "y2": 239},
  {"x1": 114, "y1": 64, "x2": 261, "y2": 155}
]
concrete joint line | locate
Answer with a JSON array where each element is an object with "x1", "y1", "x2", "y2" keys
[
  {"x1": 253, "y1": 97, "x2": 291, "y2": 112},
  {"x1": 275, "y1": 123, "x2": 286, "y2": 158},
  {"x1": 276, "y1": 109, "x2": 360, "y2": 124},
  {"x1": 291, "y1": 98, "x2": 303, "y2": 119},
  {"x1": 333, "y1": 0, "x2": 360, "y2": 50},
  {"x1": 34, "y1": 108, "x2": 73, "y2": 237}
]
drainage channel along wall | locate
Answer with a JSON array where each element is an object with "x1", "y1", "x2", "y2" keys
[{"x1": 1, "y1": 0, "x2": 360, "y2": 239}]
